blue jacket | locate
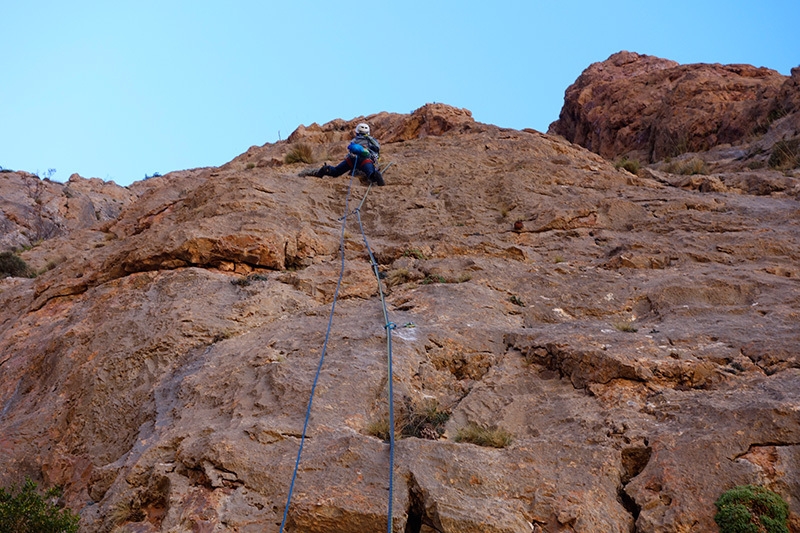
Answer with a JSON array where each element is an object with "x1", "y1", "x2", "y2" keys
[{"x1": 348, "y1": 134, "x2": 380, "y2": 162}]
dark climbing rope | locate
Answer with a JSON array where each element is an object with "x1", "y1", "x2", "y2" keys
[
  {"x1": 279, "y1": 161, "x2": 359, "y2": 533},
  {"x1": 280, "y1": 158, "x2": 396, "y2": 533},
  {"x1": 354, "y1": 191, "x2": 396, "y2": 533}
]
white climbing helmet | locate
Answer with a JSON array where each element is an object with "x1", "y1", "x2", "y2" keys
[{"x1": 355, "y1": 123, "x2": 370, "y2": 135}]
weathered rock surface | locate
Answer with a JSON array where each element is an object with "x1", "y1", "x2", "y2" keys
[
  {"x1": 549, "y1": 51, "x2": 800, "y2": 169},
  {"x1": 0, "y1": 172, "x2": 137, "y2": 251},
  {"x1": 1, "y1": 97, "x2": 799, "y2": 533}
]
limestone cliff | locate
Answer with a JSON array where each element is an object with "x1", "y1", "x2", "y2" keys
[
  {"x1": 1, "y1": 96, "x2": 799, "y2": 533},
  {"x1": 549, "y1": 51, "x2": 800, "y2": 169}
]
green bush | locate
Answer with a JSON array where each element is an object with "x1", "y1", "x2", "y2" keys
[
  {"x1": 509, "y1": 295, "x2": 525, "y2": 307},
  {"x1": 0, "y1": 478, "x2": 80, "y2": 533},
  {"x1": 615, "y1": 156, "x2": 641, "y2": 175},
  {"x1": 0, "y1": 251, "x2": 34, "y2": 279},
  {"x1": 402, "y1": 248, "x2": 428, "y2": 260},
  {"x1": 714, "y1": 485, "x2": 789, "y2": 533}
]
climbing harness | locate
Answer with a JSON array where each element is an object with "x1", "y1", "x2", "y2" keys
[{"x1": 280, "y1": 157, "x2": 397, "y2": 533}]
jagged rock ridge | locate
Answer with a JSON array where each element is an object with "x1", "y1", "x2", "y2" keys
[{"x1": 0, "y1": 94, "x2": 799, "y2": 533}]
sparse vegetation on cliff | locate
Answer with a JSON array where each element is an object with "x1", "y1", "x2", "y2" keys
[
  {"x1": 455, "y1": 423, "x2": 513, "y2": 448},
  {"x1": 714, "y1": 485, "x2": 789, "y2": 533},
  {"x1": 401, "y1": 398, "x2": 451, "y2": 440},
  {"x1": 615, "y1": 156, "x2": 641, "y2": 174},
  {"x1": 0, "y1": 478, "x2": 80, "y2": 533},
  {"x1": 613, "y1": 320, "x2": 638, "y2": 333},
  {"x1": 768, "y1": 138, "x2": 800, "y2": 170},
  {"x1": 284, "y1": 143, "x2": 314, "y2": 164},
  {"x1": 0, "y1": 251, "x2": 34, "y2": 279},
  {"x1": 367, "y1": 398, "x2": 451, "y2": 441},
  {"x1": 664, "y1": 156, "x2": 709, "y2": 175},
  {"x1": 2, "y1": 94, "x2": 800, "y2": 532}
]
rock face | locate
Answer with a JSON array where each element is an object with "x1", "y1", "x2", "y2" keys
[
  {"x1": 0, "y1": 172, "x2": 137, "y2": 251},
  {"x1": 1, "y1": 98, "x2": 800, "y2": 533},
  {"x1": 548, "y1": 51, "x2": 800, "y2": 166}
]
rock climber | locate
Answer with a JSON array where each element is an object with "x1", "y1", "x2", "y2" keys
[{"x1": 314, "y1": 123, "x2": 385, "y2": 186}]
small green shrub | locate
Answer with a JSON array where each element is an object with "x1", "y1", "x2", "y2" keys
[
  {"x1": 455, "y1": 423, "x2": 512, "y2": 448},
  {"x1": 0, "y1": 251, "x2": 34, "y2": 279},
  {"x1": 0, "y1": 478, "x2": 80, "y2": 533},
  {"x1": 615, "y1": 156, "x2": 641, "y2": 175},
  {"x1": 284, "y1": 143, "x2": 314, "y2": 164},
  {"x1": 402, "y1": 248, "x2": 428, "y2": 260},
  {"x1": 509, "y1": 295, "x2": 525, "y2": 307},
  {"x1": 714, "y1": 485, "x2": 789, "y2": 533}
]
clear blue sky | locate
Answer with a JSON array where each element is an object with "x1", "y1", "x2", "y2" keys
[{"x1": 2, "y1": 1, "x2": 798, "y2": 186}]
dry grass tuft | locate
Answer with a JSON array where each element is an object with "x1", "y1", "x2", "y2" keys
[
  {"x1": 768, "y1": 138, "x2": 800, "y2": 170},
  {"x1": 454, "y1": 423, "x2": 512, "y2": 448},
  {"x1": 664, "y1": 157, "x2": 708, "y2": 175},
  {"x1": 613, "y1": 320, "x2": 638, "y2": 333},
  {"x1": 284, "y1": 143, "x2": 315, "y2": 164}
]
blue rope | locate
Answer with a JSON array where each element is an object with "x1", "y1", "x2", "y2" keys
[
  {"x1": 279, "y1": 159, "x2": 359, "y2": 533},
  {"x1": 280, "y1": 157, "x2": 395, "y2": 532},
  {"x1": 354, "y1": 200, "x2": 396, "y2": 533}
]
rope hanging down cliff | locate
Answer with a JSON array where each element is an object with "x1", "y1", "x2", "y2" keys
[{"x1": 279, "y1": 160, "x2": 397, "y2": 533}]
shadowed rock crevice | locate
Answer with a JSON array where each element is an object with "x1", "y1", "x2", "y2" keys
[
  {"x1": 618, "y1": 446, "x2": 652, "y2": 526},
  {"x1": 734, "y1": 442, "x2": 800, "y2": 461},
  {"x1": 405, "y1": 478, "x2": 424, "y2": 533},
  {"x1": 621, "y1": 446, "x2": 653, "y2": 485},
  {"x1": 405, "y1": 473, "x2": 442, "y2": 533}
]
